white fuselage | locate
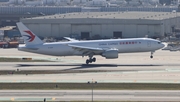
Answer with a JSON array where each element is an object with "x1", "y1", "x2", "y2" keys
[{"x1": 18, "y1": 38, "x2": 165, "y2": 56}]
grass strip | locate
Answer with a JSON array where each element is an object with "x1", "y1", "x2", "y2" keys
[
  {"x1": 0, "y1": 70, "x2": 109, "y2": 75},
  {"x1": 1, "y1": 101, "x2": 130, "y2": 102},
  {"x1": 0, "y1": 83, "x2": 180, "y2": 90},
  {"x1": 0, "y1": 58, "x2": 51, "y2": 62}
]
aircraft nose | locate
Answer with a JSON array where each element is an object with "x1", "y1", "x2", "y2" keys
[{"x1": 160, "y1": 43, "x2": 165, "y2": 49}]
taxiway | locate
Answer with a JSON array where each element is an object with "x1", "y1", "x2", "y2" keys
[{"x1": 1, "y1": 90, "x2": 180, "y2": 101}]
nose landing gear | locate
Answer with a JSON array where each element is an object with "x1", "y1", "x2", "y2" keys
[{"x1": 150, "y1": 51, "x2": 154, "y2": 58}]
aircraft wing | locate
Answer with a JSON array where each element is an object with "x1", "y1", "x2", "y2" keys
[{"x1": 68, "y1": 44, "x2": 104, "y2": 55}]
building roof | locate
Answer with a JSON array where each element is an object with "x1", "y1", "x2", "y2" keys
[
  {"x1": 27, "y1": 11, "x2": 180, "y2": 20},
  {"x1": 0, "y1": 26, "x2": 16, "y2": 30}
]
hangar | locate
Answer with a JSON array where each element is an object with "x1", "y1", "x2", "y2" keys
[{"x1": 20, "y1": 11, "x2": 180, "y2": 39}]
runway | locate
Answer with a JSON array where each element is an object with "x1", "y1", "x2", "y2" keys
[
  {"x1": 0, "y1": 49, "x2": 180, "y2": 83},
  {"x1": 1, "y1": 90, "x2": 180, "y2": 101}
]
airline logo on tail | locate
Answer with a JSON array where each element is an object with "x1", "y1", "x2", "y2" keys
[{"x1": 23, "y1": 31, "x2": 35, "y2": 42}]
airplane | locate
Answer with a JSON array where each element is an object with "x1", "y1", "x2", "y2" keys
[{"x1": 17, "y1": 22, "x2": 165, "y2": 64}]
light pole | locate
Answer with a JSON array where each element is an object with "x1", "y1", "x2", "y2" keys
[{"x1": 88, "y1": 79, "x2": 97, "y2": 102}]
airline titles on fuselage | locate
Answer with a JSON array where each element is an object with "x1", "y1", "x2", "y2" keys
[{"x1": 99, "y1": 41, "x2": 141, "y2": 46}]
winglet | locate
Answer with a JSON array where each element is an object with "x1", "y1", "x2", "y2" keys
[{"x1": 16, "y1": 22, "x2": 43, "y2": 46}]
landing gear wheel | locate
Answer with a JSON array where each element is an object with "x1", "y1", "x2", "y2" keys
[
  {"x1": 86, "y1": 57, "x2": 96, "y2": 64},
  {"x1": 92, "y1": 57, "x2": 96, "y2": 62},
  {"x1": 150, "y1": 51, "x2": 154, "y2": 59},
  {"x1": 86, "y1": 60, "x2": 89, "y2": 64},
  {"x1": 89, "y1": 60, "x2": 92, "y2": 63}
]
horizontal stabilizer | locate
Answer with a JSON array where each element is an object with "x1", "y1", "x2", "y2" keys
[{"x1": 64, "y1": 37, "x2": 78, "y2": 42}]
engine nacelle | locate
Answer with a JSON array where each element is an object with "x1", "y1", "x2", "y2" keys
[{"x1": 102, "y1": 49, "x2": 118, "y2": 59}]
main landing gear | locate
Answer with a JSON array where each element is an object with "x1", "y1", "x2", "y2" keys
[
  {"x1": 150, "y1": 51, "x2": 154, "y2": 59},
  {"x1": 86, "y1": 55, "x2": 96, "y2": 64}
]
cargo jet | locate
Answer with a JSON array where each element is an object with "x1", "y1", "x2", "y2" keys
[{"x1": 17, "y1": 22, "x2": 165, "y2": 64}]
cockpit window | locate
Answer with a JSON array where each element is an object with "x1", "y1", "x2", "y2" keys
[{"x1": 158, "y1": 42, "x2": 161, "y2": 44}]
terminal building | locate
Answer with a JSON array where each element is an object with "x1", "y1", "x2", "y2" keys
[{"x1": 20, "y1": 11, "x2": 180, "y2": 39}]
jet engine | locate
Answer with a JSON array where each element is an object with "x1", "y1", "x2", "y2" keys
[{"x1": 102, "y1": 49, "x2": 118, "y2": 59}]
